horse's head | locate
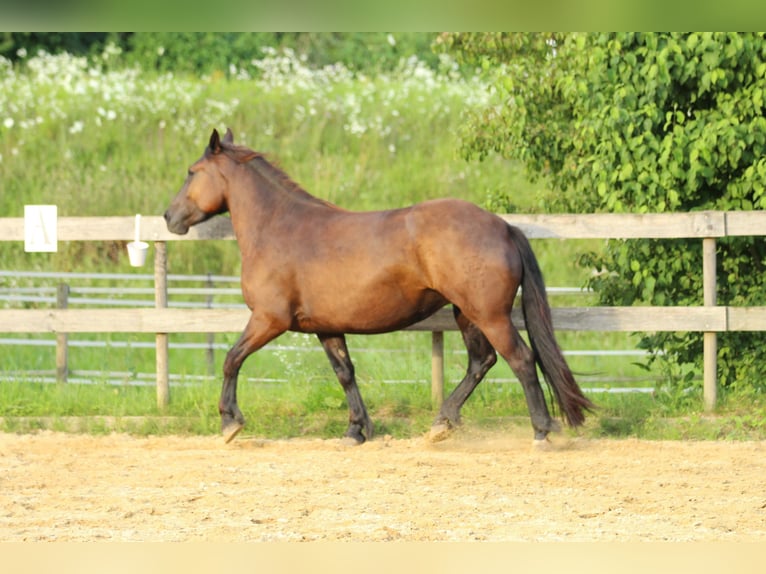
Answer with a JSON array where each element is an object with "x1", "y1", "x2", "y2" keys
[{"x1": 164, "y1": 128, "x2": 233, "y2": 235}]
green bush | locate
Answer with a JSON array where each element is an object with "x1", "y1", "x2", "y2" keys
[{"x1": 442, "y1": 32, "x2": 766, "y2": 395}]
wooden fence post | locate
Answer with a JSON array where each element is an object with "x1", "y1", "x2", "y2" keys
[
  {"x1": 431, "y1": 331, "x2": 444, "y2": 408},
  {"x1": 702, "y1": 237, "x2": 717, "y2": 411},
  {"x1": 206, "y1": 272, "x2": 215, "y2": 377},
  {"x1": 56, "y1": 283, "x2": 69, "y2": 383},
  {"x1": 155, "y1": 241, "x2": 170, "y2": 409}
]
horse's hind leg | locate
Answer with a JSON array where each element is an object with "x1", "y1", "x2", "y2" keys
[
  {"x1": 480, "y1": 317, "x2": 560, "y2": 441},
  {"x1": 430, "y1": 307, "x2": 497, "y2": 442},
  {"x1": 318, "y1": 333, "x2": 374, "y2": 445}
]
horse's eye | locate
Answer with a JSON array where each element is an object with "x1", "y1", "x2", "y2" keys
[{"x1": 187, "y1": 170, "x2": 194, "y2": 177}]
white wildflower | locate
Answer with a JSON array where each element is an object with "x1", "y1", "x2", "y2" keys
[{"x1": 101, "y1": 42, "x2": 122, "y2": 61}]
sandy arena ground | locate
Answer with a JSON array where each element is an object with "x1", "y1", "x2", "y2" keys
[{"x1": 1, "y1": 429, "x2": 765, "y2": 542}]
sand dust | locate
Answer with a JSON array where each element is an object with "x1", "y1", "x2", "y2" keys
[{"x1": 1, "y1": 429, "x2": 765, "y2": 541}]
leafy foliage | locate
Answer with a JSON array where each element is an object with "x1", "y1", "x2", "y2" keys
[{"x1": 441, "y1": 32, "x2": 766, "y2": 392}]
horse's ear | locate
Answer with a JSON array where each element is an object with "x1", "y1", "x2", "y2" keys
[
  {"x1": 209, "y1": 129, "x2": 222, "y2": 154},
  {"x1": 223, "y1": 128, "x2": 234, "y2": 144}
]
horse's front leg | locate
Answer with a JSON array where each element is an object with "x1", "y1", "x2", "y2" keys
[
  {"x1": 318, "y1": 333, "x2": 373, "y2": 445},
  {"x1": 220, "y1": 313, "x2": 285, "y2": 443}
]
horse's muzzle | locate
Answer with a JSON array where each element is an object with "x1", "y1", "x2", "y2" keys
[{"x1": 163, "y1": 209, "x2": 190, "y2": 235}]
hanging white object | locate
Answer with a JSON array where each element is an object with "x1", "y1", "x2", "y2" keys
[{"x1": 126, "y1": 213, "x2": 149, "y2": 267}]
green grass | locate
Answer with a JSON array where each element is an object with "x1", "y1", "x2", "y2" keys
[{"x1": 3, "y1": 373, "x2": 765, "y2": 440}]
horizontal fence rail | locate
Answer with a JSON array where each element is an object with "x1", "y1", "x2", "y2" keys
[
  {"x1": 2, "y1": 210, "x2": 766, "y2": 411},
  {"x1": 0, "y1": 306, "x2": 738, "y2": 334},
  {"x1": 0, "y1": 210, "x2": 735, "y2": 241}
]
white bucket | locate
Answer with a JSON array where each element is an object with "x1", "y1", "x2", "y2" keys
[
  {"x1": 127, "y1": 241, "x2": 149, "y2": 267},
  {"x1": 126, "y1": 213, "x2": 148, "y2": 267}
]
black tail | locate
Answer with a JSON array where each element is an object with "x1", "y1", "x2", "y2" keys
[{"x1": 507, "y1": 225, "x2": 595, "y2": 427}]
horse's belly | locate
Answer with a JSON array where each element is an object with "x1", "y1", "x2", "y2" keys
[{"x1": 291, "y1": 288, "x2": 447, "y2": 335}]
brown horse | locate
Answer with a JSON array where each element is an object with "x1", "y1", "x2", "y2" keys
[{"x1": 164, "y1": 129, "x2": 594, "y2": 444}]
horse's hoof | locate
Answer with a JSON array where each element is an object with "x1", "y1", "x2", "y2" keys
[
  {"x1": 428, "y1": 422, "x2": 452, "y2": 443},
  {"x1": 222, "y1": 421, "x2": 244, "y2": 444},
  {"x1": 532, "y1": 437, "x2": 553, "y2": 451}
]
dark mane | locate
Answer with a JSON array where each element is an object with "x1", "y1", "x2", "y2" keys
[{"x1": 222, "y1": 143, "x2": 336, "y2": 208}]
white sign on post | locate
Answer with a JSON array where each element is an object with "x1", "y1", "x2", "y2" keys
[{"x1": 24, "y1": 205, "x2": 58, "y2": 252}]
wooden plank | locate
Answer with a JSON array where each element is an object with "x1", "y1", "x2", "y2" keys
[
  {"x1": 154, "y1": 241, "x2": 170, "y2": 410},
  {"x1": 724, "y1": 211, "x2": 766, "y2": 237},
  {"x1": 152, "y1": 212, "x2": 730, "y2": 241},
  {"x1": 0, "y1": 216, "x2": 235, "y2": 242},
  {"x1": 0, "y1": 218, "x2": 24, "y2": 241},
  {"x1": 0, "y1": 211, "x2": 739, "y2": 243},
  {"x1": 63, "y1": 212, "x2": 727, "y2": 241},
  {"x1": 0, "y1": 309, "x2": 250, "y2": 334},
  {"x1": 0, "y1": 306, "x2": 733, "y2": 334},
  {"x1": 727, "y1": 307, "x2": 766, "y2": 331},
  {"x1": 543, "y1": 307, "x2": 727, "y2": 332},
  {"x1": 58, "y1": 217, "x2": 137, "y2": 241},
  {"x1": 408, "y1": 306, "x2": 728, "y2": 332},
  {"x1": 431, "y1": 332, "x2": 444, "y2": 407},
  {"x1": 58, "y1": 215, "x2": 236, "y2": 242},
  {"x1": 501, "y1": 211, "x2": 727, "y2": 239},
  {"x1": 702, "y1": 237, "x2": 717, "y2": 411},
  {"x1": 143, "y1": 216, "x2": 235, "y2": 241},
  {"x1": 56, "y1": 283, "x2": 69, "y2": 383}
]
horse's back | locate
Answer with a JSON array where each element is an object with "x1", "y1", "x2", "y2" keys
[{"x1": 407, "y1": 198, "x2": 509, "y2": 236}]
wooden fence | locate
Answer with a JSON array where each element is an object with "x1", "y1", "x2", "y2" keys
[{"x1": 2, "y1": 210, "x2": 765, "y2": 412}]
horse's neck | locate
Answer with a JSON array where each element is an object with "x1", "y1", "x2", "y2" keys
[{"x1": 226, "y1": 164, "x2": 332, "y2": 248}]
